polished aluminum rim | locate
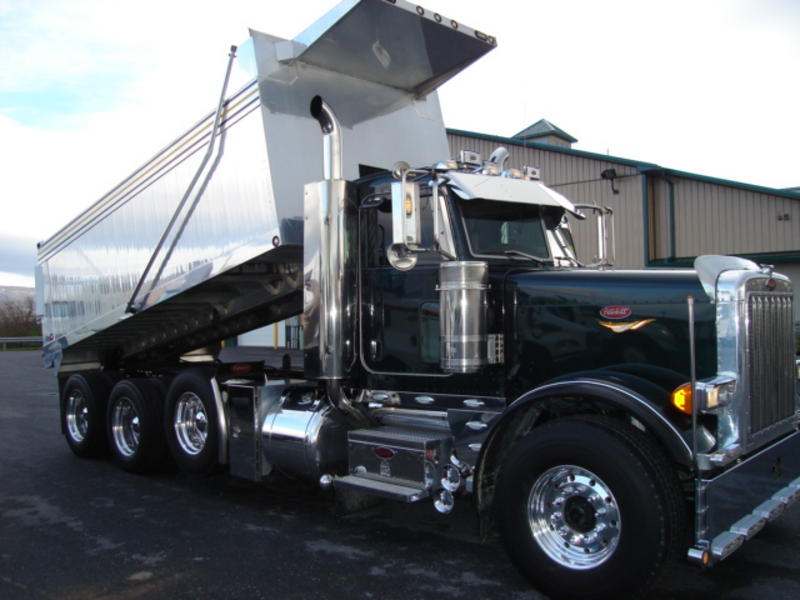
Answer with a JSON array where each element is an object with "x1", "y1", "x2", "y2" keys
[
  {"x1": 174, "y1": 392, "x2": 207, "y2": 455},
  {"x1": 527, "y1": 465, "x2": 621, "y2": 569},
  {"x1": 66, "y1": 390, "x2": 89, "y2": 443},
  {"x1": 111, "y1": 396, "x2": 140, "y2": 457}
]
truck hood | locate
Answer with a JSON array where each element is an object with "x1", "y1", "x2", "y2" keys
[
  {"x1": 501, "y1": 267, "x2": 717, "y2": 393},
  {"x1": 505, "y1": 268, "x2": 709, "y2": 307}
]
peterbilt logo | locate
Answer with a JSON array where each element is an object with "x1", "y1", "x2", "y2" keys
[
  {"x1": 599, "y1": 305, "x2": 632, "y2": 320},
  {"x1": 373, "y1": 447, "x2": 396, "y2": 460}
]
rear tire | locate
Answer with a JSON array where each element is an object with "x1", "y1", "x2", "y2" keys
[
  {"x1": 495, "y1": 416, "x2": 684, "y2": 600},
  {"x1": 61, "y1": 373, "x2": 111, "y2": 457},
  {"x1": 164, "y1": 369, "x2": 219, "y2": 473},
  {"x1": 107, "y1": 379, "x2": 168, "y2": 472}
]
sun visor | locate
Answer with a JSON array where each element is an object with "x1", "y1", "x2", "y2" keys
[{"x1": 446, "y1": 172, "x2": 582, "y2": 216}]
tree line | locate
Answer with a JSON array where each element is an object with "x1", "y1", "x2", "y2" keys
[{"x1": 0, "y1": 296, "x2": 39, "y2": 337}]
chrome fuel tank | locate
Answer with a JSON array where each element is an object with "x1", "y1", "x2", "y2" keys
[{"x1": 227, "y1": 381, "x2": 350, "y2": 482}]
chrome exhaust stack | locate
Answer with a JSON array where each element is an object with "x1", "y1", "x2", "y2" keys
[
  {"x1": 303, "y1": 96, "x2": 357, "y2": 383},
  {"x1": 309, "y1": 96, "x2": 343, "y2": 181}
]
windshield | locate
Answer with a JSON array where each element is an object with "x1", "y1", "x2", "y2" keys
[{"x1": 459, "y1": 199, "x2": 550, "y2": 260}]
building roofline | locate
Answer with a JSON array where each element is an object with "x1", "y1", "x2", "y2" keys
[
  {"x1": 513, "y1": 119, "x2": 578, "y2": 143},
  {"x1": 447, "y1": 128, "x2": 653, "y2": 168},
  {"x1": 447, "y1": 127, "x2": 800, "y2": 202}
]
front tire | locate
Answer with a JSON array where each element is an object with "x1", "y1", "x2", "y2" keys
[
  {"x1": 495, "y1": 416, "x2": 684, "y2": 599},
  {"x1": 164, "y1": 369, "x2": 219, "y2": 473}
]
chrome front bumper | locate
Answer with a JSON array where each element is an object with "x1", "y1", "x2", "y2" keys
[{"x1": 689, "y1": 428, "x2": 800, "y2": 566}]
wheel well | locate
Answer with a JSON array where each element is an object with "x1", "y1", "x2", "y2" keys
[{"x1": 474, "y1": 394, "x2": 691, "y2": 538}]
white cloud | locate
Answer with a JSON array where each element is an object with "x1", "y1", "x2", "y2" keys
[{"x1": 0, "y1": 272, "x2": 35, "y2": 288}]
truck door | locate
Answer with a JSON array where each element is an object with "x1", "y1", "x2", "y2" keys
[{"x1": 360, "y1": 189, "x2": 444, "y2": 377}]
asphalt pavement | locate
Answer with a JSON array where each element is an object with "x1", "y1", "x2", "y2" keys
[{"x1": 1, "y1": 351, "x2": 799, "y2": 599}]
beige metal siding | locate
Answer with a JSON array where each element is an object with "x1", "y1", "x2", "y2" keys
[
  {"x1": 775, "y1": 263, "x2": 800, "y2": 325},
  {"x1": 661, "y1": 179, "x2": 800, "y2": 258},
  {"x1": 447, "y1": 134, "x2": 645, "y2": 267}
]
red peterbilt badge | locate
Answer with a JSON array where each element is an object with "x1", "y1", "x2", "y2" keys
[
  {"x1": 373, "y1": 447, "x2": 396, "y2": 460},
  {"x1": 599, "y1": 305, "x2": 632, "y2": 320}
]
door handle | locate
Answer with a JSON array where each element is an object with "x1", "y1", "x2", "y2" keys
[{"x1": 370, "y1": 339, "x2": 382, "y2": 360}]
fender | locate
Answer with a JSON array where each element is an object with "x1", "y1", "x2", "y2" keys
[
  {"x1": 473, "y1": 374, "x2": 694, "y2": 516},
  {"x1": 521, "y1": 376, "x2": 691, "y2": 463}
]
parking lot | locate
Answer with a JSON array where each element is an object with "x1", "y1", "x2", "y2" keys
[{"x1": 1, "y1": 350, "x2": 799, "y2": 599}]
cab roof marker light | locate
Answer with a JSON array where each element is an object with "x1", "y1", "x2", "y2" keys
[{"x1": 523, "y1": 166, "x2": 541, "y2": 180}]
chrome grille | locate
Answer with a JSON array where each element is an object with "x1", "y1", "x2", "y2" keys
[{"x1": 747, "y1": 290, "x2": 795, "y2": 434}]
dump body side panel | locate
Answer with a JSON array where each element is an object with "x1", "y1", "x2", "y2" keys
[{"x1": 37, "y1": 82, "x2": 302, "y2": 365}]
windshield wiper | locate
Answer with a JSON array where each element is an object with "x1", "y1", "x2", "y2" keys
[{"x1": 503, "y1": 249, "x2": 552, "y2": 265}]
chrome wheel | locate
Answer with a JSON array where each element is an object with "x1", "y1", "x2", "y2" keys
[
  {"x1": 173, "y1": 392, "x2": 208, "y2": 455},
  {"x1": 527, "y1": 465, "x2": 621, "y2": 569},
  {"x1": 66, "y1": 390, "x2": 89, "y2": 443},
  {"x1": 111, "y1": 396, "x2": 140, "y2": 457}
]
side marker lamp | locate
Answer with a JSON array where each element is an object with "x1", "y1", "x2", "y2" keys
[{"x1": 671, "y1": 383, "x2": 693, "y2": 415}]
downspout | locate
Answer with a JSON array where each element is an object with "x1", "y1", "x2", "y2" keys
[
  {"x1": 666, "y1": 178, "x2": 676, "y2": 260},
  {"x1": 641, "y1": 172, "x2": 651, "y2": 266}
]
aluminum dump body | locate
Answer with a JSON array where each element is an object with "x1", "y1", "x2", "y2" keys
[{"x1": 35, "y1": 0, "x2": 495, "y2": 369}]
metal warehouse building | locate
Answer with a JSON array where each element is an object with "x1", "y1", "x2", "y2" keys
[{"x1": 447, "y1": 121, "x2": 800, "y2": 324}]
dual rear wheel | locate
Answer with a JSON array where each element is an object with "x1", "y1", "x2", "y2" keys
[{"x1": 61, "y1": 369, "x2": 219, "y2": 474}]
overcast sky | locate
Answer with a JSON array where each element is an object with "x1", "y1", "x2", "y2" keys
[{"x1": 1, "y1": 0, "x2": 798, "y2": 287}]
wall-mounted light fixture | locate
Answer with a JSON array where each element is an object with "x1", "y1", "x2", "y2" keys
[{"x1": 601, "y1": 168, "x2": 619, "y2": 194}]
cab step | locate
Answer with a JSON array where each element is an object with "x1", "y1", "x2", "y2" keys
[{"x1": 333, "y1": 475, "x2": 429, "y2": 502}]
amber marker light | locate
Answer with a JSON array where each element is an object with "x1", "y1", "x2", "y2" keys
[{"x1": 671, "y1": 383, "x2": 693, "y2": 415}]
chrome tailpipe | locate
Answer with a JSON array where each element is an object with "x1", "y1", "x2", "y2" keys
[{"x1": 310, "y1": 95, "x2": 343, "y2": 180}]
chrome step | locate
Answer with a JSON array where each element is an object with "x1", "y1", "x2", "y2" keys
[{"x1": 333, "y1": 475, "x2": 429, "y2": 502}]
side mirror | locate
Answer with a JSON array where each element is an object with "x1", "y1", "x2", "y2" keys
[
  {"x1": 388, "y1": 161, "x2": 423, "y2": 270},
  {"x1": 573, "y1": 204, "x2": 615, "y2": 268},
  {"x1": 391, "y1": 178, "x2": 422, "y2": 250}
]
